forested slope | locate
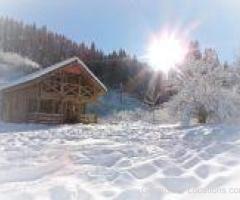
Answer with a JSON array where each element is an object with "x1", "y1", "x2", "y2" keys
[{"x1": 0, "y1": 17, "x2": 152, "y2": 98}]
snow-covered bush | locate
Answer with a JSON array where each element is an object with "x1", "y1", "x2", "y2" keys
[
  {"x1": 102, "y1": 106, "x2": 177, "y2": 124},
  {"x1": 166, "y1": 51, "x2": 240, "y2": 125}
]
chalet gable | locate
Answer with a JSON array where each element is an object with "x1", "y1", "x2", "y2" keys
[{"x1": 0, "y1": 57, "x2": 107, "y2": 94}]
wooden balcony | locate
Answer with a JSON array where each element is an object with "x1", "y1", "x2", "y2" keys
[{"x1": 40, "y1": 80, "x2": 95, "y2": 102}]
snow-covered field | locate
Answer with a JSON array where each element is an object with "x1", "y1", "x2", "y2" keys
[{"x1": 0, "y1": 122, "x2": 240, "y2": 200}]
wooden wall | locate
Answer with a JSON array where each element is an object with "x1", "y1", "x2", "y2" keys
[{"x1": 1, "y1": 85, "x2": 39, "y2": 122}]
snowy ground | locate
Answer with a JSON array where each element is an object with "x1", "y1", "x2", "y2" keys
[{"x1": 0, "y1": 122, "x2": 240, "y2": 200}]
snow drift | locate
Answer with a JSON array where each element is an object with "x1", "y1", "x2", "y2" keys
[{"x1": 0, "y1": 122, "x2": 239, "y2": 199}]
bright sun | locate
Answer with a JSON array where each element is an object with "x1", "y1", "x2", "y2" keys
[{"x1": 146, "y1": 31, "x2": 188, "y2": 73}]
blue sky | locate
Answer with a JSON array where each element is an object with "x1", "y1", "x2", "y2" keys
[{"x1": 0, "y1": 0, "x2": 240, "y2": 62}]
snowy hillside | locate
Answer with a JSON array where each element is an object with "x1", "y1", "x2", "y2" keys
[
  {"x1": 0, "y1": 122, "x2": 240, "y2": 200},
  {"x1": 87, "y1": 90, "x2": 146, "y2": 116}
]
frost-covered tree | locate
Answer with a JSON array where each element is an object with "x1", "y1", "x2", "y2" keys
[{"x1": 166, "y1": 50, "x2": 240, "y2": 125}]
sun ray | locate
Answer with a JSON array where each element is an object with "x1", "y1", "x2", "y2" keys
[{"x1": 145, "y1": 29, "x2": 189, "y2": 74}]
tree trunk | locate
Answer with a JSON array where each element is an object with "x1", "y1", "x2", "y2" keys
[{"x1": 198, "y1": 106, "x2": 207, "y2": 124}]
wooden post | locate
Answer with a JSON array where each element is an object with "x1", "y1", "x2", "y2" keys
[
  {"x1": 1, "y1": 95, "x2": 6, "y2": 121},
  {"x1": 37, "y1": 85, "x2": 41, "y2": 112},
  {"x1": 59, "y1": 70, "x2": 64, "y2": 123}
]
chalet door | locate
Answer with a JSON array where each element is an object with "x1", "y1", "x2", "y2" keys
[{"x1": 63, "y1": 101, "x2": 78, "y2": 123}]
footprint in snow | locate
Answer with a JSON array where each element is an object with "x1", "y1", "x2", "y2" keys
[{"x1": 128, "y1": 163, "x2": 157, "y2": 179}]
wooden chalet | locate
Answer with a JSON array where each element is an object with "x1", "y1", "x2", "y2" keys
[{"x1": 0, "y1": 57, "x2": 107, "y2": 124}]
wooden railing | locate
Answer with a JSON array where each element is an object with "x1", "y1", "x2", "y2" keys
[
  {"x1": 27, "y1": 113, "x2": 63, "y2": 124},
  {"x1": 27, "y1": 113, "x2": 98, "y2": 124},
  {"x1": 41, "y1": 80, "x2": 95, "y2": 101},
  {"x1": 78, "y1": 114, "x2": 97, "y2": 124}
]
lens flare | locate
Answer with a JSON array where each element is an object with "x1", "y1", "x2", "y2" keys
[{"x1": 146, "y1": 30, "x2": 188, "y2": 74}]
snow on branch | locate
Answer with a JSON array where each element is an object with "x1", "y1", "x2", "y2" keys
[{"x1": 165, "y1": 52, "x2": 240, "y2": 125}]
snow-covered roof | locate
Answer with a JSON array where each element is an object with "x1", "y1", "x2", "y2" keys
[{"x1": 0, "y1": 57, "x2": 107, "y2": 92}]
